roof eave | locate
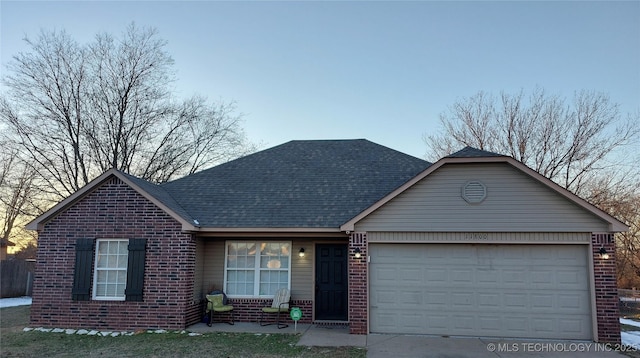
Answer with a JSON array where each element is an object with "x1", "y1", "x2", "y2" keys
[
  {"x1": 194, "y1": 227, "x2": 342, "y2": 233},
  {"x1": 191, "y1": 226, "x2": 347, "y2": 238}
]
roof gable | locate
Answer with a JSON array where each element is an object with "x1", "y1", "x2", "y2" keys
[
  {"x1": 26, "y1": 169, "x2": 197, "y2": 231},
  {"x1": 352, "y1": 162, "x2": 613, "y2": 232},
  {"x1": 342, "y1": 151, "x2": 628, "y2": 233}
]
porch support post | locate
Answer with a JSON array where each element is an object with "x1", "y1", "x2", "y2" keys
[{"x1": 348, "y1": 232, "x2": 368, "y2": 335}]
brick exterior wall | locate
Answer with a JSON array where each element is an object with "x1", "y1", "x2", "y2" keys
[
  {"x1": 348, "y1": 232, "x2": 367, "y2": 335},
  {"x1": 592, "y1": 233, "x2": 621, "y2": 343},
  {"x1": 211, "y1": 298, "x2": 313, "y2": 325},
  {"x1": 31, "y1": 177, "x2": 197, "y2": 331}
]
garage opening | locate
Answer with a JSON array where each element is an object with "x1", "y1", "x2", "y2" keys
[{"x1": 369, "y1": 243, "x2": 592, "y2": 340}]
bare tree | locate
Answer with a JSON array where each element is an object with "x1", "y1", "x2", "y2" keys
[
  {"x1": 1, "y1": 30, "x2": 90, "y2": 197},
  {"x1": 0, "y1": 141, "x2": 40, "y2": 250},
  {"x1": 587, "y1": 175, "x2": 640, "y2": 288},
  {"x1": 425, "y1": 88, "x2": 639, "y2": 196},
  {"x1": 1, "y1": 23, "x2": 253, "y2": 200}
]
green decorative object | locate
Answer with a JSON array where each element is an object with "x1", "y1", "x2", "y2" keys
[{"x1": 290, "y1": 307, "x2": 302, "y2": 321}]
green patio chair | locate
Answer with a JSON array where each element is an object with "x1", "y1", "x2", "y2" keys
[
  {"x1": 259, "y1": 287, "x2": 291, "y2": 328},
  {"x1": 206, "y1": 294, "x2": 234, "y2": 326}
]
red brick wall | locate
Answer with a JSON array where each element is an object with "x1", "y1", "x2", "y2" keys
[
  {"x1": 592, "y1": 233, "x2": 621, "y2": 343},
  {"x1": 218, "y1": 298, "x2": 313, "y2": 324},
  {"x1": 348, "y1": 232, "x2": 367, "y2": 335},
  {"x1": 31, "y1": 176, "x2": 197, "y2": 331}
]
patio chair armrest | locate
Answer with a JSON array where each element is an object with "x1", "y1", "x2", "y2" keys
[{"x1": 278, "y1": 299, "x2": 291, "y2": 310}]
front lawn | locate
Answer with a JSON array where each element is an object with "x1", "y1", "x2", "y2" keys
[{"x1": 0, "y1": 306, "x2": 365, "y2": 358}]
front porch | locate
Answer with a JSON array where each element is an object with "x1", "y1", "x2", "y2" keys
[{"x1": 193, "y1": 238, "x2": 356, "y2": 329}]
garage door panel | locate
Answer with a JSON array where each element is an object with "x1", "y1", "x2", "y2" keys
[
  {"x1": 400, "y1": 268, "x2": 422, "y2": 281},
  {"x1": 426, "y1": 269, "x2": 447, "y2": 282},
  {"x1": 532, "y1": 318, "x2": 555, "y2": 334},
  {"x1": 399, "y1": 290, "x2": 423, "y2": 305},
  {"x1": 477, "y1": 293, "x2": 500, "y2": 307},
  {"x1": 425, "y1": 292, "x2": 448, "y2": 307},
  {"x1": 560, "y1": 319, "x2": 590, "y2": 335},
  {"x1": 530, "y1": 293, "x2": 554, "y2": 309},
  {"x1": 369, "y1": 244, "x2": 592, "y2": 340},
  {"x1": 531, "y1": 270, "x2": 554, "y2": 285},
  {"x1": 452, "y1": 315, "x2": 475, "y2": 331},
  {"x1": 451, "y1": 269, "x2": 474, "y2": 283},
  {"x1": 557, "y1": 270, "x2": 584, "y2": 286},
  {"x1": 478, "y1": 316, "x2": 502, "y2": 332}
]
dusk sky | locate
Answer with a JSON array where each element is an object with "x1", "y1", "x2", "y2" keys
[{"x1": 2, "y1": 1, "x2": 639, "y2": 160}]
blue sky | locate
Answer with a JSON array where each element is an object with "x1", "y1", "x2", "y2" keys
[{"x1": 1, "y1": 1, "x2": 639, "y2": 160}]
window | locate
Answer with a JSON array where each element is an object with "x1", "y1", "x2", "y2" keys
[
  {"x1": 93, "y1": 239, "x2": 129, "y2": 300},
  {"x1": 72, "y1": 238, "x2": 146, "y2": 302},
  {"x1": 224, "y1": 241, "x2": 291, "y2": 297}
]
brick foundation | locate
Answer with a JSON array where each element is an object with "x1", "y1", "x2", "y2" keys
[
  {"x1": 30, "y1": 177, "x2": 197, "y2": 331},
  {"x1": 348, "y1": 232, "x2": 367, "y2": 335},
  {"x1": 201, "y1": 299, "x2": 313, "y2": 325},
  {"x1": 592, "y1": 233, "x2": 620, "y2": 343}
]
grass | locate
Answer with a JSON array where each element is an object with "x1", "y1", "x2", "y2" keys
[{"x1": 0, "y1": 306, "x2": 366, "y2": 358}]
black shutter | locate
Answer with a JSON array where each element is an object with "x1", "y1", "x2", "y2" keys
[
  {"x1": 72, "y1": 238, "x2": 95, "y2": 301},
  {"x1": 125, "y1": 238, "x2": 146, "y2": 301}
]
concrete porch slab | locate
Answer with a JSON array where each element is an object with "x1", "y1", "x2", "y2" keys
[
  {"x1": 296, "y1": 324, "x2": 366, "y2": 347},
  {"x1": 187, "y1": 321, "x2": 311, "y2": 335}
]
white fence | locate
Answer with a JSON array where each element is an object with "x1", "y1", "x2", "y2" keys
[{"x1": 620, "y1": 289, "x2": 640, "y2": 302}]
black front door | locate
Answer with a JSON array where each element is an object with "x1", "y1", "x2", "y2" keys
[{"x1": 315, "y1": 244, "x2": 348, "y2": 320}]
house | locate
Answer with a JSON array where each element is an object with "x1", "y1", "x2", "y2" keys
[
  {"x1": 1, "y1": 239, "x2": 15, "y2": 260},
  {"x1": 26, "y1": 139, "x2": 627, "y2": 343}
]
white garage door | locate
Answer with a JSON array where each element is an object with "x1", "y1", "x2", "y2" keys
[{"x1": 369, "y1": 244, "x2": 592, "y2": 339}]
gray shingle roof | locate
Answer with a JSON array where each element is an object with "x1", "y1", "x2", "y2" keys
[
  {"x1": 161, "y1": 139, "x2": 431, "y2": 228},
  {"x1": 446, "y1": 146, "x2": 505, "y2": 158},
  {"x1": 119, "y1": 171, "x2": 197, "y2": 225}
]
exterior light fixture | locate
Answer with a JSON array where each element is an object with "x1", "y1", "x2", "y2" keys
[
  {"x1": 354, "y1": 247, "x2": 362, "y2": 259},
  {"x1": 299, "y1": 248, "x2": 305, "y2": 258},
  {"x1": 599, "y1": 247, "x2": 609, "y2": 260}
]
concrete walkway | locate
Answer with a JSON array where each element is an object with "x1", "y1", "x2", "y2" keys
[
  {"x1": 297, "y1": 324, "x2": 366, "y2": 347},
  {"x1": 187, "y1": 322, "x2": 627, "y2": 357},
  {"x1": 187, "y1": 321, "x2": 367, "y2": 347}
]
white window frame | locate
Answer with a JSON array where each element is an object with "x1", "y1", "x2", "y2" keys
[
  {"x1": 92, "y1": 239, "x2": 129, "y2": 301},
  {"x1": 223, "y1": 241, "x2": 292, "y2": 298}
]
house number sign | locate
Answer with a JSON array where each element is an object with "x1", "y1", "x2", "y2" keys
[{"x1": 465, "y1": 233, "x2": 489, "y2": 240}]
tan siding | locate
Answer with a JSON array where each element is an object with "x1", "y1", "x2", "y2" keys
[
  {"x1": 193, "y1": 238, "x2": 205, "y2": 300},
  {"x1": 291, "y1": 242, "x2": 313, "y2": 300},
  {"x1": 368, "y1": 232, "x2": 591, "y2": 243},
  {"x1": 355, "y1": 163, "x2": 610, "y2": 232},
  {"x1": 202, "y1": 240, "x2": 225, "y2": 292}
]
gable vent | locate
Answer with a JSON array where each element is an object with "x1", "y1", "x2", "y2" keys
[{"x1": 462, "y1": 181, "x2": 487, "y2": 204}]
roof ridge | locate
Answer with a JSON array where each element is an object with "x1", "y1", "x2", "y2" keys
[{"x1": 446, "y1": 146, "x2": 506, "y2": 158}]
